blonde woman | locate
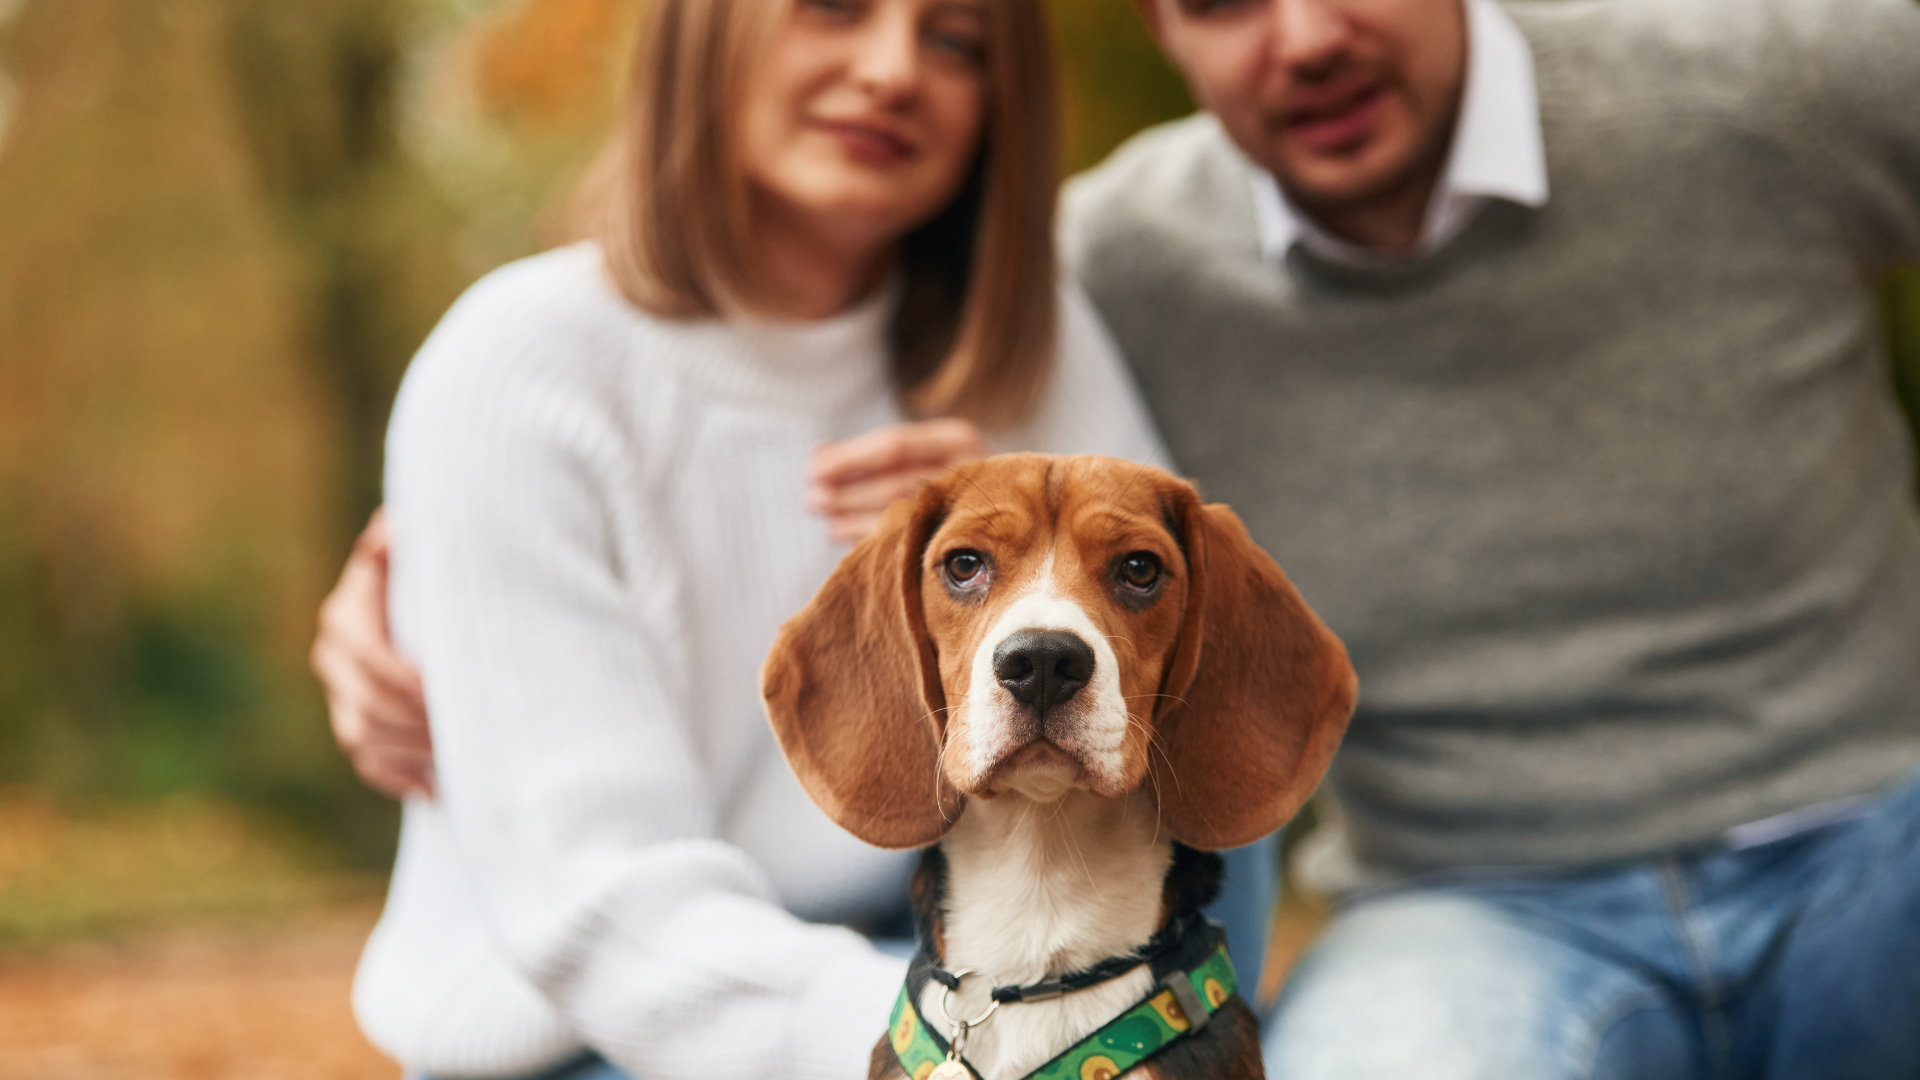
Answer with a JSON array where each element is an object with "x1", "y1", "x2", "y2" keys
[{"x1": 324, "y1": 1, "x2": 1183, "y2": 1078}]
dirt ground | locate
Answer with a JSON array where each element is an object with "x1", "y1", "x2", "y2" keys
[
  {"x1": 0, "y1": 903, "x2": 396, "y2": 1080},
  {"x1": 0, "y1": 793, "x2": 1327, "y2": 1080},
  {"x1": 0, "y1": 898, "x2": 1327, "y2": 1080}
]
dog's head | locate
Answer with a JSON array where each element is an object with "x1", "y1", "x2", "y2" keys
[{"x1": 761, "y1": 454, "x2": 1356, "y2": 851}]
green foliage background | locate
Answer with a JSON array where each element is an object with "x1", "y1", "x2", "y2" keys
[{"x1": 0, "y1": 0, "x2": 1913, "y2": 878}]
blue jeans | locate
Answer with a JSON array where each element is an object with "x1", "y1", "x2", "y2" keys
[
  {"x1": 1212, "y1": 834, "x2": 1282, "y2": 1014},
  {"x1": 1264, "y1": 772, "x2": 1920, "y2": 1080}
]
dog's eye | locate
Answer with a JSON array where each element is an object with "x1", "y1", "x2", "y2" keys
[
  {"x1": 1118, "y1": 552, "x2": 1161, "y2": 590},
  {"x1": 945, "y1": 550, "x2": 986, "y2": 585}
]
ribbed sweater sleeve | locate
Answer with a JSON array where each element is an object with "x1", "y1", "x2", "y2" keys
[{"x1": 384, "y1": 262, "x2": 904, "y2": 1079}]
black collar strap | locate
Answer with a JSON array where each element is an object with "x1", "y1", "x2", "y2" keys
[
  {"x1": 917, "y1": 910, "x2": 1210, "y2": 1006},
  {"x1": 890, "y1": 915, "x2": 1238, "y2": 1080}
]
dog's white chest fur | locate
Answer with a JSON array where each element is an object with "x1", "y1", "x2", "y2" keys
[{"x1": 919, "y1": 790, "x2": 1170, "y2": 1080}]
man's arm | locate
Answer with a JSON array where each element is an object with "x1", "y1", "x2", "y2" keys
[{"x1": 311, "y1": 509, "x2": 433, "y2": 799}]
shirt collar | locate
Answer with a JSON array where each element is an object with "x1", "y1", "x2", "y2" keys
[{"x1": 1248, "y1": 0, "x2": 1549, "y2": 266}]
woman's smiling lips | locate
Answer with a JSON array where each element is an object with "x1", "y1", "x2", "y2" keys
[
  {"x1": 813, "y1": 118, "x2": 917, "y2": 165},
  {"x1": 1283, "y1": 82, "x2": 1388, "y2": 154}
]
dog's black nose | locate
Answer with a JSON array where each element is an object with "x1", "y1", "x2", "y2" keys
[{"x1": 993, "y1": 629, "x2": 1096, "y2": 713}]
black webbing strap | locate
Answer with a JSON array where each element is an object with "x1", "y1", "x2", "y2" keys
[{"x1": 910, "y1": 911, "x2": 1213, "y2": 1007}]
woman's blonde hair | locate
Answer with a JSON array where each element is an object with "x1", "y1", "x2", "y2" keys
[{"x1": 573, "y1": 0, "x2": 1058, "y2": 428}]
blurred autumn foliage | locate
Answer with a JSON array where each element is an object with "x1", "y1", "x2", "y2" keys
[{"x1": 0, "y1": 0, "x2": 1195, "y2": 873}]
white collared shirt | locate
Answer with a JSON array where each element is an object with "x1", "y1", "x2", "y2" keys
[{"x1": 1248, "y1": 0, "x2": 1549, "y2": 266}]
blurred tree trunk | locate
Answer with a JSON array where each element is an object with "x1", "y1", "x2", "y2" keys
[
  {"x1": 224, "y1": 0, "x2": 464, "y2": 545},
  {"x1": 1047, "y1": 0, "x2": 1193, "y2": 175},
  {"x1": 0, "y1": 0, "x2": 461, "y2": 865}
]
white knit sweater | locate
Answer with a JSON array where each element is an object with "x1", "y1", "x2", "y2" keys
[{"x1": 355, "y1": 244, "x2": 1167, "y2": 1079}]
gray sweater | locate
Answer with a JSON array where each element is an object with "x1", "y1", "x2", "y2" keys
[{"x1": 1061, "y1": 0, "x2": 1920, "y2": 875}]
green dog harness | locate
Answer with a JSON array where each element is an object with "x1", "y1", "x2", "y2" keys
[{"x1": 887, "y1": 918, "x2": 1239, "y2": 1080}]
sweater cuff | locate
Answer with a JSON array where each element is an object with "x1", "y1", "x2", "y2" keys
[{"x1": 785, "y1": 940, "x2": 911, "y2": 1078}]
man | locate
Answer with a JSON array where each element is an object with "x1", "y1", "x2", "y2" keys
[
  {"x1": 1058, "y1": 0, "x2": 1920, "y2": 1074},
  {"x1": 319, "y1": 0, "x2": 1920, "y2": 1073}
]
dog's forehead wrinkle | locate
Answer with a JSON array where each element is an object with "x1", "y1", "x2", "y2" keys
[
  {"x1": 1088, "y1": 505, "x2": 1148, "y2": 530},
  {"x1": 1113, "y1": 457, "x2": 1161, "y2": 519},
  {"x1": 945, "y1": 463, "x2": 1012, "y2": 527},
  {"x1": 1069, "y1": 528, "x2": 1173, "y2": 581},
  {"x1": 1058, "y1": 455, "x2": 1155, "y2": 520},
  {"x1": 936, "y1": 507, "x2": 1027, "y2": 550}
]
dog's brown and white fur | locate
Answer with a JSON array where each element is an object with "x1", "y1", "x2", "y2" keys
[{"x1": 763, "y1": 455, "x2": 1356, "y2": 1080}]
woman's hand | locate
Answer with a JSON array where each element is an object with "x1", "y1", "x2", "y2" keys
[
  {"x1": 310, "y1": 508, "x2": 435, "y2": 799},
  {"x1": 806, "y1": 419, "x2": 985, "y2": 543}
]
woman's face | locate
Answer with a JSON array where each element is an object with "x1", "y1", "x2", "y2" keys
[{"x1": 739, "y1": 0, "x2": 990, "y2": 252}]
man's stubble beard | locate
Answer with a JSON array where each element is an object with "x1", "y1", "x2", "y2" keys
[{"x1": 1269, "y1": 55, "x2": 1466, "y2": 238}]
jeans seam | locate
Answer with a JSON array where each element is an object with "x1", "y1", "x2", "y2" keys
[
  {"x1": 1577, "y1": 992, "x2": 1673, "y2": 1080},
  {"x1": 1659, "y1": 858, "x2": 1730, "y2": 1080}
]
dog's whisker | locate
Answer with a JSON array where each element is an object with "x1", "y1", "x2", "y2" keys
[
  {"x1": 932, "y1": 702, "x2": 961, "y2": 824},
  {"x1": 1117, "y1": 711, "x2": 1178, "y2": 849},
  {"x1": 1144, "y1": 759, "x2": 1165, "y2": 846},
  {"x1": 946, "y1": 468, "x2": 1008, "y2": 534},
  {"x1": 1124, "y1": 715, "x2": 1183, "y2": 799},
  {"x1": 1064, "y1": 817, "x2": 1101, "y2": 901},
  {"x1": 1128, "y1": 720, "x2": 1175, "y2": 847},
  {"x1": 1122, "y1": 716, "x2": 1168, "y2": 849},
  {"x1": 1034, "y1": 794, "x2": 1104, "y2": 907}
]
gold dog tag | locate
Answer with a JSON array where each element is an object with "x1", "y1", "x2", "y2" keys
[{"x1": 928, "y1": 1061, "x2": 974, "y2": 1080}]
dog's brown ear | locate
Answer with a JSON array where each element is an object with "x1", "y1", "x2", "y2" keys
[
  {"x1": 761, "y1": 485, "x2": 961, "y2": 850},
  {"x1": 1151, "y1": 485, "x2": 1356, "y2": 851}
]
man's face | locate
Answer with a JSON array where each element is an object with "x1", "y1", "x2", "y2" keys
[{"x1": 1140, "y1": 0, "x2": 1466, "y2": 213}]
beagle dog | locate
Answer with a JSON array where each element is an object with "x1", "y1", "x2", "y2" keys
[{"x1": 763, "y1": 455, "x2": 1355, "y2": 1080}]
